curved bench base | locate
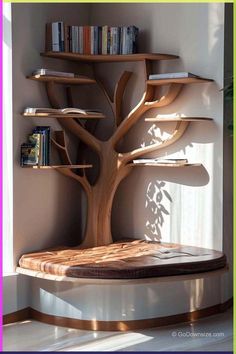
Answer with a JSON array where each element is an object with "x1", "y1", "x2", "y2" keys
[{"x1": 23, "y1": 267, "x2": 232, "y2": 331}]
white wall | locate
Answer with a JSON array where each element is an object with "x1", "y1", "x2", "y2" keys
[
  {"x1": 11, "y1": 3, "x2": 91, "y2": 268},
  {"x1": 90, "y1": 3, "x2": 225, "y2": 251}
]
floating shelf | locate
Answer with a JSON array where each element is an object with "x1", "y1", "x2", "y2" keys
[
  {"x1": 41, "y1": 52, "x2": 179, "y2": 63},
  {"x1": 131, "y1": 163, "x2": 202, "y2": 167},
  {"x1": 145, "y1": 117, "x2": 213, "y2": 122},
  {"x1": 22, "y1": 113, "x2": 105, "y2": 119},
  {"x1": 27, "y1": 75, "x2": 96, "y2": 85},
  {"x1": 22, "y1": 164, "x2": 92, "y2": 169},
  {"x1": 147, "y1": 77, "x2": 213, "y2": 86}
]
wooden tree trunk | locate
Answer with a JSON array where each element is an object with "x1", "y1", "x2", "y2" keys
[{"x1": 80, "y1": 142, "x2": 131, "y2": 248}]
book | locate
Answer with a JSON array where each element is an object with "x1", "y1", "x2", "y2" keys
[
  {"x1": 132, "y1": 158, "x2": 188, "y2": 165},
  {"x1": 28, "y1": 133, "x2": 41, "y2": 165},
  {"x1": 149, "y1": 72, "x2": 199, "y2": 80},
  {"x1": 32, "y1": 69, "x2": 76, "y2": 78},
  {"x1": 33, "y1": 126, "x2": 51, "y2": 165},
  {"x1": 21, "y1": 143, "x2": 38, "y2": 166},
  {"x1": 52, "y1": 22, "x2": 60, "y2": 52},
  {"x1": 24, "y1": 107, "x2": 102, "y2": 116}
]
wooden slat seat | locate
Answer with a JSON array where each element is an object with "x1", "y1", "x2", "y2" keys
[{"x1": 18, "y1": 240, "x2": 226, "y2": 279}]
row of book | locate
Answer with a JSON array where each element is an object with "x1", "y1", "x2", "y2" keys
[
  {"x1": 21, "y1": 127, "x2": 50, "y2": 166},
  {"x1": 46, "y1": 22, "x2": 139, "y2": 55}
]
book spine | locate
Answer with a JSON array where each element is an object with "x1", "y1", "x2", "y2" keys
[
  {"x1": 94, "y1": 26, "x2": 98, "y2": 55},
  {"x1": 107, "y1": 26, "x2": 111, "y2": 54},
  {"x1": 102, "y1": 26, "x2": 108, "y2": 55},
  {"x1": 52, "y1": 22, "x2": 60, "y2": 52},
  {"x1": 79, "y1": 26, "x2": 83, "y2": 54},
  {"x1": 64, "y1": 24, "x2": 69, "y2": 52},
  {"x1": 98, "y1": 26, "x2": 102, "y2": 54},
  {"x1": 90, "y1": 26, "x2": 94, "y2": 55},
  {"x1": 60, "y1": 21, "x2": 65, "y2": 51},
  {"x1": 45, "y1": 23, "x2": 52, "y2": 52}
]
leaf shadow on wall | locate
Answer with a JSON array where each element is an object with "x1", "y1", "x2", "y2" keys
[{"x1": 142, "y1": 165, "x2": 209, "y2": 242}]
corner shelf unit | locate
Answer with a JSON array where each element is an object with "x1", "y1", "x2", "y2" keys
[{"x1": 16, "y1": 48, "x2": 229, "y2": 332}]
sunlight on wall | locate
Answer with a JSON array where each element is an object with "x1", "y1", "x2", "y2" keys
[{"x1": 3, "y1": 3, "x2": 13, "y2": 274}]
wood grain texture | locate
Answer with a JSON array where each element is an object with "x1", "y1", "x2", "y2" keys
[
  {"x1": 41, "y1": 52, "x2": 179, "y2": 62},
  {"x1": 3, "y1": 299, "x2": 232, "y2": 330},
  {"x1": 27, "y1": 75, "x2": 96, "y2": 85},
  {"x1": 147, "y1": 77, "x2": 213, "y2": 85},
  {"x1": 18, "y1": 240, "x2": 226, "y2": 279}
]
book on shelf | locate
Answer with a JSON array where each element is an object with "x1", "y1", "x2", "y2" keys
[
  {"x1": 21, "y1": 126, "x2": 51, "y2": 166},
  {"x1": 148, "y1": 72, "x2": 199, "y2": 80},
  {"x1": 45, "y1": 22, "x2": 139, "y2": 55},
  {"x1": 32, "y1": 69, "x2": 76, "y2": 78},
  {"x1": 132, "y1": 158, "x2": 188, "y2": 165},
  {"x1": 24, "y1": 107, "x2": 103, "y2": 116}
]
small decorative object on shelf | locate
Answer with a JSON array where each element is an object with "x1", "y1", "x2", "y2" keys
[
  {"x1": 21, "y1": 126, "x2": 50, "y2": 167},
  {"x1": 45, "y1": 22, "x2": 139, "y2": 55}
]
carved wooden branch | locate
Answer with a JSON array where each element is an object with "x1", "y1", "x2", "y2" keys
[
  {"x1": 46, "y1": 82, "x2": 101, "y2": 154},
  {"x1": 97, "y1": 71, "x2": 132, "y2": 126},
  {"x1": 111, "y1": 83, "x2": 183, "y2": 147},
  {"x1": 121, "y1": 121, "x2": 189, "y2": 164},
  {"x1": 114, "y1": 71, "x2": 132, "y2": 126},
  {"x1": 52, "y1": 130, "x2": 91, "y2": 193}
]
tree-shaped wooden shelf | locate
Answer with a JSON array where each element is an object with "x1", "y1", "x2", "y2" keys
[
  {"x1": 145, "y1": 117, "x2": 213, "y2": 122},
  {"x1": 27, "y1": 75, "x2": 96, "y2": 85},
  {"x1": 22, "y1": 164, "x2": 92, "y2": 169},
  {"x1": 23, "y1": 55, "x2": 214, "y2": 248},
  {"x1": 41, "y1": 51, "x2": 179, "y2": 62},
  {"x1": 147, "y1": 77, "x2": 213, "y2": 86}
]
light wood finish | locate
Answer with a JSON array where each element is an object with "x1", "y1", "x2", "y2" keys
[
  {"x1": 18, "y1": 240, "x2": 226, "y2": 279},
  {"x1": 22, "y1": 164, "x2": 92, "y2": 169},
  {"x1": 145, "y1": 117, "x2": 213, "y2": 122},
  {"x1": 41, "y1": 51, "x2": 179, "y2": 62},
  {"x1": 27, "y1": 75, "x2": 96, "y2": 85},
  {"x1": 23, "y1": 113, "x2": 105, "y2": 119},
  {"x1": 131, "y1": 163, "x2": 202, "y2": 167},
  {"x1": 3, "y1": 299, "x2": 232, "y2": 331},
  {"x1": 147, "y1": 77, "x2": 213, "y2": 86},
  {"x1": 28, "y1": 58, "x2": 213, "y2": 248}
]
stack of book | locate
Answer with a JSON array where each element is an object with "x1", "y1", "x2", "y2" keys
[
  {"x1": 21, "y1": 127, "x2": 50, "y2": 166},
  {"x1": 46, "y1": 22, "x2": 139, "y2": 55}
]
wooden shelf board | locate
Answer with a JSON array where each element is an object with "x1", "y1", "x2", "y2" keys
[
  {"x1": 22, "y1": 113, "x2": 105, "y2": 119},
  {"x1": 145, "y1": 117, "x2": 213, "y2": 122},
  {"x1": 27, "y1": 75, "x2": 96, "y2": 85},
  {"x1": 41, "y1": 52, "x2": 179, "y2": 63},
  {"x1": 22, "y1": 164, "x2": 92, "y2": 169},
  {"x1": 131, "y1": 163, "x2": 202, "y2": 167},
  {"x1": 147, "y1": 77, "x2": 213, "y2": 86}
]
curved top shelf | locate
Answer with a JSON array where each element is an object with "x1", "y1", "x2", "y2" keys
[
  {"x1": 147, "y1": 77, "x2": 213, "y2": 86},
  {"x1": 27, "y1": 75, "x2": 96, "y2": 85},
  {"x1": 41, "y1": 51, "x2": 179, "y2": 63}
]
